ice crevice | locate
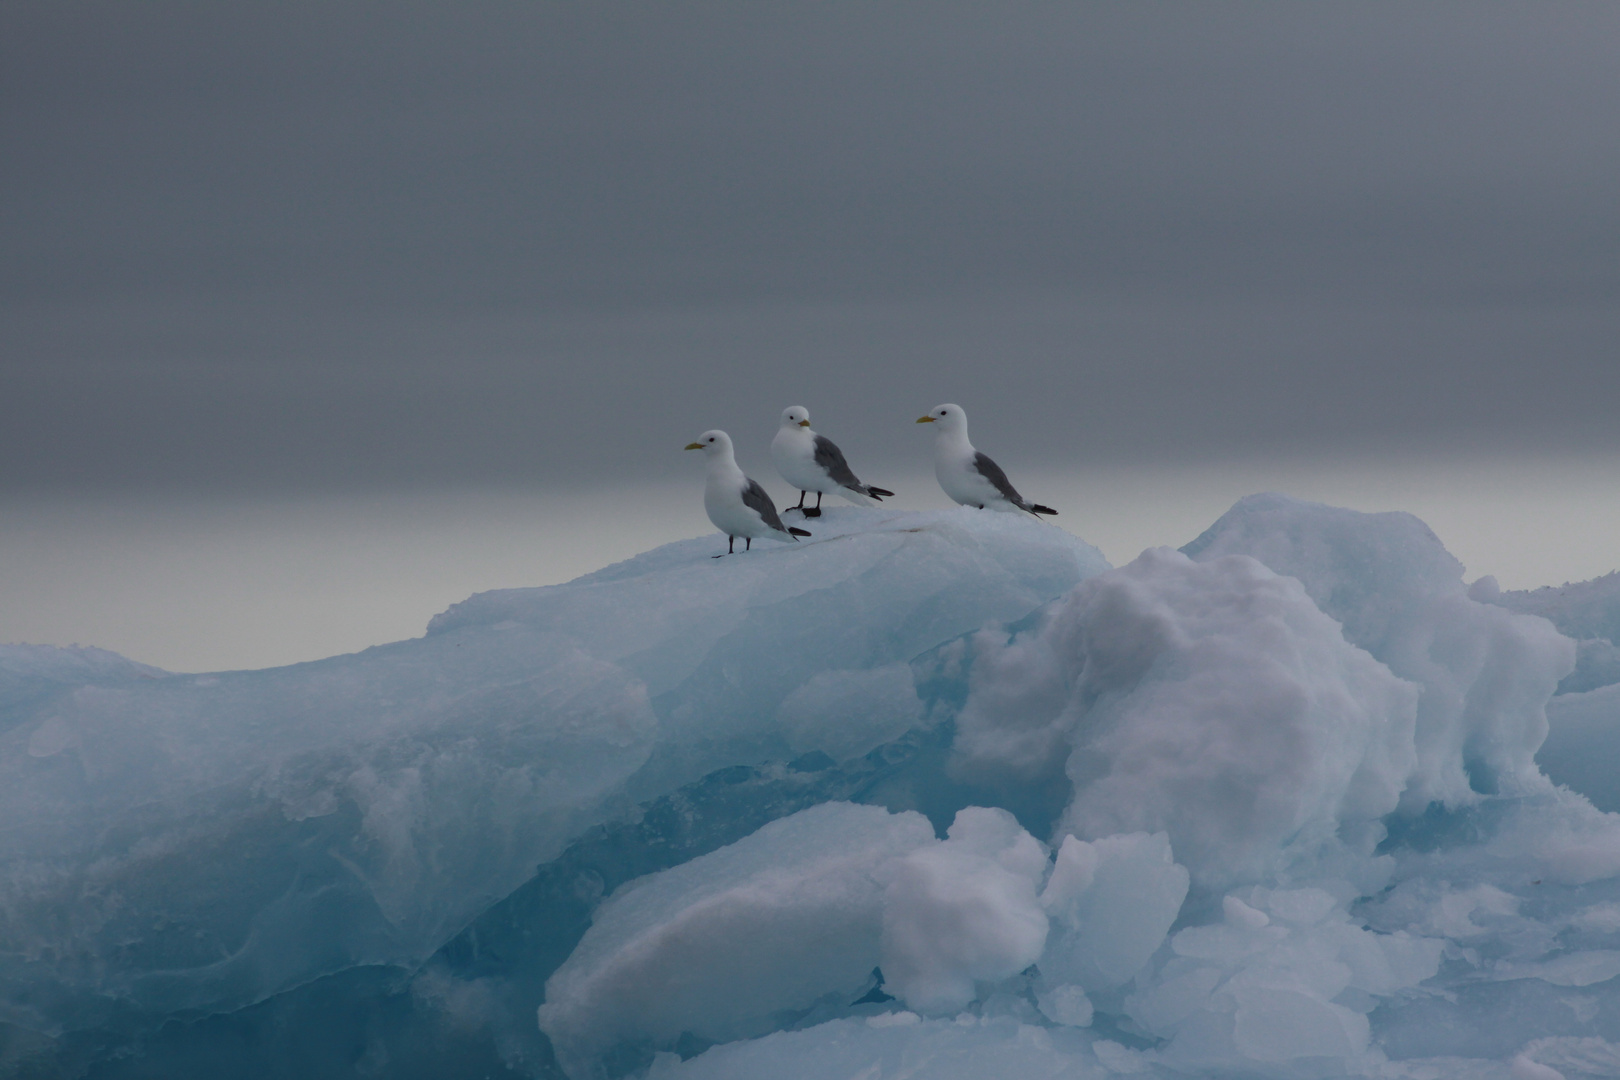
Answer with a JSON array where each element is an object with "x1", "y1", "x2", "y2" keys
[{"x1": 6, "y1": 497, "x2": 1620, "y2": 1079}]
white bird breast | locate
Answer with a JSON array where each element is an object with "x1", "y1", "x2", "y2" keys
[
  {"x1": 934, "y1": 442, "x2": 1001, "y2": 509},
  {"x1": 771, "y1": 426, "x2": 836, "y2": 494},
  {"x1": 705, "y1": 473, "x2": 776, "y2": 538}
]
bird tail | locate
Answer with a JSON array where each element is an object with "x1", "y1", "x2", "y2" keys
[
  {"x1": 865, "y1": 486, "x2": 895, "y2": 500},
  {"x1": 1030, "y1": 504, "x2": 1059, "y2": 516},
  {"x1": 788, "y1": 527, "x2": 812, "y2": 538}
]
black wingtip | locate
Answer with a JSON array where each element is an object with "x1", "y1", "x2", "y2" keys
[
  {"x1": 1031, "y1": 505, "x2": 1059, "y2": 516},
  {"x1": 866, "y1": 487, "x2": 895, "y2": 499},
  {"x1": 788, "y1": 527, "x2": 812, "y2": 537}
]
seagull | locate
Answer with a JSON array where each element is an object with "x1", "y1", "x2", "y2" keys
[
  {"x1": 771, "y1": 406, "x2": 895, "y2": 518},
  {"x1": 686, "y1": 430, "x2": 812, "y2": 556},
  {"x1": 916, "y1": 404, "x2": 1057, "y2": 517}
]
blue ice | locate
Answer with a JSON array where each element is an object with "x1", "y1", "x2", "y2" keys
[{"x1": 4, "y1": 496, "x2": 1620, "y2": 1079}]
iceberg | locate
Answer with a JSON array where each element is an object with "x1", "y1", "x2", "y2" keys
[
  {"x1": 7, "y1": 494, "x2": 1620, "y2": 1080},
  {"x1": 0, "y1": 508, "x2": 1104, "y2": 1063}
]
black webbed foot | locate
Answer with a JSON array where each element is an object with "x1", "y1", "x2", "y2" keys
[{"x1": 802, "y1": 507, "x2": 822, "y2": 518}]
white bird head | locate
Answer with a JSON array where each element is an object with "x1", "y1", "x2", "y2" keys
[
  {"x1": 916, "y1": 403, "x2": 967, "y2": 434},
  {"x1": 780, "y1": 406, "x2": 811, "y2": 429},
  {"x1": 684, "y1": 430, "x2": 734, "y2": 457}
]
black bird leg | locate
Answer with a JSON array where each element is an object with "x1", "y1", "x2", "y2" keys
[
  {"x1": 712, "y1": 535, "x2": 737, "y2": 558},
  {"x1": 792, "y1": 491, "x2": 808, "y2": 513},
  {"x1": 745, "y1": 538, "x2": 753, "y2": 551},
  {"x1": 804, "y1": 492, "x2": 823, "y2": 518}
]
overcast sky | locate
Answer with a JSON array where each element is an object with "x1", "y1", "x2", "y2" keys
[{"x1": 5, "y1": 1, "x2": 1619, "y2": 497}]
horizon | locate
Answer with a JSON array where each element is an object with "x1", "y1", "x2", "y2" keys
[{"x1": 5, "y1": 448, "x2": 1616, "y2": 672}]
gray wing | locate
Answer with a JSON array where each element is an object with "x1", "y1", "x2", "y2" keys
[
  {"x1": 972, "y1": 452, "x2": 1032, "y2": 511},
  {"x1": 811, "y1": 434, "x2": 864, "y2": 489},
  {"x1": 741, "y1": 478, "x2": 791, "y2": 534}
]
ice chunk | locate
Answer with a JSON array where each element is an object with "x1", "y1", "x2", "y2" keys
[
  {"x1": 1493, "y1": 571, "x2": 1620, "y2": 654},
  {"x1": 1483, "y1": 571, "x2": 1620, "y2": 695},
  {"x1": 1230, "y1": 985, "x2": 1368, "y2": 1065},
  {"x1": 541, "y1": 803, "x2": 1056, "y2": 1075},
  {"x1": 1039, "y1": 832, "x2": 1189, "y2": 992},
  {"x1": 879, "y1": 808, "x2": 1050, "y2": 1015},
  {"x1": 1494, "y1": 950, "x2": 1620, "y2": 988},
  {"x1": 1510, "y1": 1054, "x2": 1568, "y2": 1080},
  {"x1": 1517, "y1": 1037, "x2": 1620, "y2": 1079},
  {"x1": 960, "y1": 543, "x2": 1420, "y2": 887},
  {"x1": 1182, "y1": 493, "x2": 1575, "y2": 809},
  {"x1": 1032, "y1": 980, "x2": 1092, "y2": 1027},
  {"x1": 1539, "y1": 683, "x2": 1620, "y2": 811},
  {"x1": 1558, "y1": 638, "x2": 1620, "y2": 697},
  {"x1": 538, "y1": 802, "x2": 935, "y2": 1079},
  {"x1": 1129, "y1": 886, "x2": 1443, "y2": 1075},
  {"x1": 1224, "y1": 895, "x2": 1271, "y2": 930}
]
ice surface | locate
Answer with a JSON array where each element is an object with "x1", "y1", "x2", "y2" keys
[
  {"x1": 11, "y1": 494, "x2": 1620, "y2": 1080},
  {"x1": 1039, "y1": 833, "x2": 1189, "y2": 994},
  {"x1": 429, "y1": 507, "x2": 1109, "y2": 796},
  {"x1": 0, "y1": 643, "x2": 167, "y2": 730},
  {"x1": 641, "y1": 1013, "x2": 1111, "y2": 1080}
]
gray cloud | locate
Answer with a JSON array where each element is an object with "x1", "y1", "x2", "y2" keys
[{"x1": 4, "y1": 1, "x2": 1618, "y2": 493}]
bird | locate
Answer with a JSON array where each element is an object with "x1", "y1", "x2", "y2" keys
[
  {"x1": 916, "y1": 404, "x2": 1057, "y2": 517},
  {"x1": 771, "y1": 406, "x2": 895, "y2": 517},
  {"x1": 686, "y1": 430, "x2": 812, "y2": 556}
]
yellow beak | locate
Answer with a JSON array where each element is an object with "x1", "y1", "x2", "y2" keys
[
  {"x1": 916, "y1": 415, "x2": 935, "y2": 423},
  {"x1": 798, "y1": 419, "x2": 810, "y2": 427},
  {"x1": 685, "y1": 442, "x2": 704, "y2": 450}
]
